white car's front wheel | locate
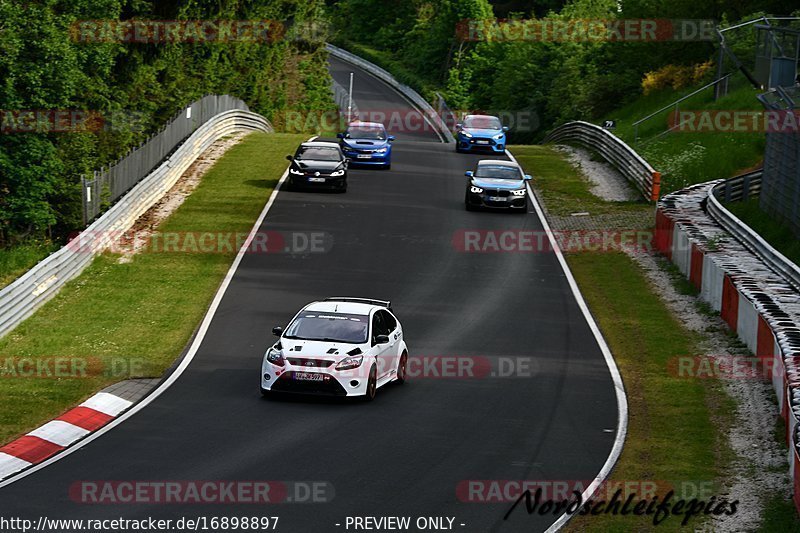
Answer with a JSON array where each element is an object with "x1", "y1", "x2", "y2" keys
[
  {"x1": 364, "y1": 365, "x2": 377, "y2": 401},
  {"x1": 396, "y1": 352, "x2": 408, "y2": 385}
]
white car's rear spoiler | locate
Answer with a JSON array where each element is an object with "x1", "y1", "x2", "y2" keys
[{"x1": 325, "y1": 297, "x2": 392, "y2": 311}]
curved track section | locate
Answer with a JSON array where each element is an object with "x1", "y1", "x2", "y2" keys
[{"x1": 0, "y1": 56, "x2": 621, "y2": 532}]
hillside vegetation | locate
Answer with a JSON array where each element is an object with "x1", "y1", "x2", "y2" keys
[{"x1": 0, "y1": 0, "x2": 333, "y2": 248}]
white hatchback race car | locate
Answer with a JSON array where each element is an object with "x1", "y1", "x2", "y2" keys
[{"x1": 261, "y1": 298, "x2": 409, "y2": 400}]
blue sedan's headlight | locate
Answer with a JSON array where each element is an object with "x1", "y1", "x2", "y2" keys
[
  {"x1": 374, "y1": 147, "x2": 388, "y2": 153},
  {"x1": 470, "y1": 186, "x2": 483, "y2": 194},
  {"x1": 493, "y1": 133, "x2": 505, "y2": 140},
  {"x1": 461, "y1": 131, "x2": 473, "y2": 138}
]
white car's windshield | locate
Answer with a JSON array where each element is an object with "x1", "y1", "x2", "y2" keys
[{"x1": 284, "y1": 312, "x2": 369, "y2": 344}]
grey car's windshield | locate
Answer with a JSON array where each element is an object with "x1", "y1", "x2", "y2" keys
[
  {"x1": 295, "y1": 146, "x2": 341, "y2": 161},
  {"x1": 464, "y1": 116, "x2": 502, "y2": 130},
  {"x1": 347, "y1": 127, "x2": 386, "y2": 140},
  {"x1": 284, "y1": 312, "x2": 369, "y2": 344},
  {"x1": 475, "y1": 165, "x2": 520, "y2": 179}
]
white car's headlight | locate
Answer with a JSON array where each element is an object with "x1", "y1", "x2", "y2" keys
[
  {"x1": 335, "y1": 355, "x2": 363, "y2": 371},
  {"x1": 266, "y1": 348, "x2": 285, "y2": 367},
  {"x1": 470, "y1": 186, "x2": 483, "y2": 194},
  {"x1": 330, "y1": 169, "x2": 345, "y2": 177},
  {"x1": 511, "y1": 189, "x2": 526, "y2": 196},
  {"x1": 494, "y1": 133, "x2": 505, "y2": 140},
  {"x1": 289, "y1": 168, "x2": 303, "y2": 175}
]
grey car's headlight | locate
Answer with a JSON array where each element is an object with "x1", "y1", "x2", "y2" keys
[
  {"x1": 470, "y1": 186, "x2": 484, "y2": 194},
  {"x1": 289, "y1": 168, "x2": 303, "y2": 175},
  {"x1": 335, "y1": 355, "x2": 363, "y2": 371},
  {"x1": 511, "y1": 189, "x2": 526, "y2": 196},
  {"x1": 330, "y1": 169, "x2": 345, "y2": 177},
  {"x1": 266, "y1": 348, "x2": 285, "y2": 367}
]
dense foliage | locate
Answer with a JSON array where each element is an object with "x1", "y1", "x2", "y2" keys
[
  {"x1": 328, "y1": 0, "x2": 793, "y2": 142},
  {"x1": 0, "y1": 0, "x2": 333, "y2": 246}
]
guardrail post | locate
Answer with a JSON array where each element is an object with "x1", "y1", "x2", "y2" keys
[
  {"x1": 651, "y1": 172, "x2": 662, "y2": 201},
  {"x1": 743, "y1": 173, "x2": 752, "y2": 198}
]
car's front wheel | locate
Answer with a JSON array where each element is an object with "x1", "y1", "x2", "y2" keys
[
  {"x1": 396, "y1": 352, "x2": 408, "y2": 385},
  {"x1": 364, "y1": 365, "x2": 377, "y2": 401}
]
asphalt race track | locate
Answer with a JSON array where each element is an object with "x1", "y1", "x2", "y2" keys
[{"x1": 1, "y1": 55, "x2": 620, "y2": 532}]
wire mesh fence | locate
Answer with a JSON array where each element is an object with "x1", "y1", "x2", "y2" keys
[{"x1": 81, "y1": 95, "x2": 252, "y2": 225}]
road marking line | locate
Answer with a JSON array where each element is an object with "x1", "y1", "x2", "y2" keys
[{"x1": 506, "y1": 149, "x2": 629, "y2": 533}]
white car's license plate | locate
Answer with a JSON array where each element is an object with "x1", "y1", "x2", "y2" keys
[
  {"x1": 294, "y1": 372, "x2": 323, "y2": 381},
  {"x1": 357, "y1": 154, "x2": 372, "y2": 159},
  {"x1": 476, "y1": 140, "x2": 490, "y2": 144},
  {"x1": 488, "y1": 196, "x2": 507, "y2": 202},
  {"x1": 307, "y1": 177, "x2": 326, "y2": 182}
]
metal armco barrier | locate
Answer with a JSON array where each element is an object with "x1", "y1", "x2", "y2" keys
[
  {"x1": 656, "y1": 178, "x2": 800, "y2": 515},
  {"x1": 325, "y1": 44, "x2": 456, "y2": 143},
  {"x1": 0, "y1": 108, "x2": 272, "y2": 340},
  {"x1": 707, "y1": 170, "x2": 800, "y2": 293},
  {"x1": 544, "y1": 120, "x2": 661, "y2": 201}
]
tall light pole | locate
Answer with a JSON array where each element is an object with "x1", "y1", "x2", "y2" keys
[{"x1": 347, "y1": 72, "x2": 354, "y2": 123}]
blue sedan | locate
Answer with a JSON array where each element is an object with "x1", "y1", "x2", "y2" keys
[
  {"x1": 455, "y1": 115, "x2": 508, "y2": 154},
  {"x1": 337, "y1": 121, "x2": 394, "y2": 169}
]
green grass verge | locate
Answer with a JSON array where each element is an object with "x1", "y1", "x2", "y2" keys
[
  {"x1": 511, "y1": 144, "x2": 737, "y2": 531},
  {"x1": 508, "y1": 144, "x2": 653, "y2": 217},
  {"x1": 726, "y1": 198, "x2": 800, "y2": 267},
  {"x1": 0, "y1": 132, "x2": 306, "y2": 445},
  {"x1": 565, "y1": 253, "x2": 723, "y2": 532},
  {"x1": 0, "y1": 242, "x2": 59, "y2": 289}
]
